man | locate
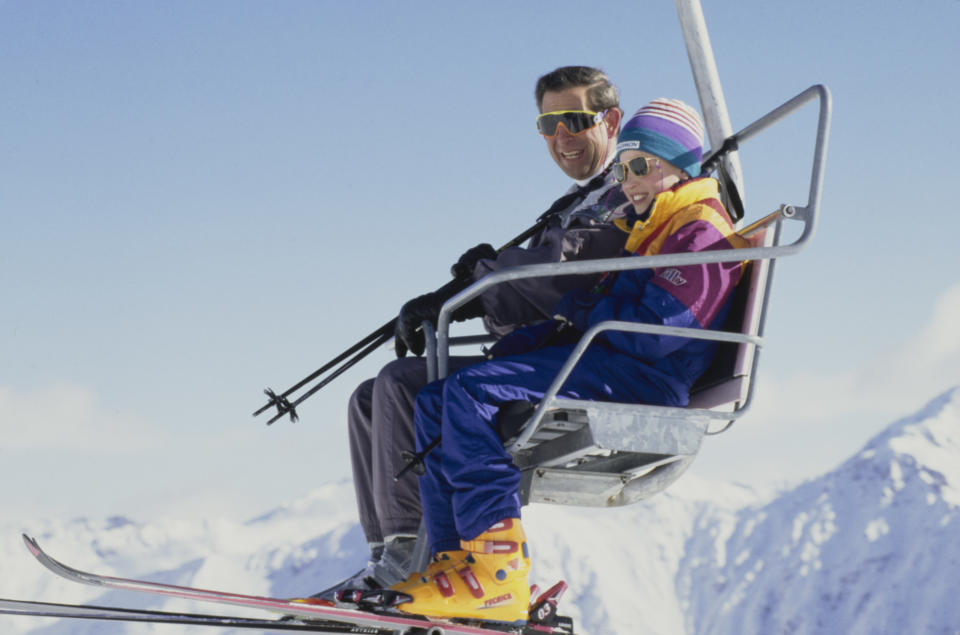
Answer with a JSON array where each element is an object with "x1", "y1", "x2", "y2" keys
[{"x1": 317, "y1": 66, "x2": 630, "y2": 599}]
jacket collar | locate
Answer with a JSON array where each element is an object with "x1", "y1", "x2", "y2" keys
[
  {"x1": 646, "y1": 177, "x2": 720, "y2": 224},
  {"x1": 618, "y1": 177, "x2": 720, "y2": 233}
]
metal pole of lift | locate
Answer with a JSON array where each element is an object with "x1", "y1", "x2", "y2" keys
[{"x1": 674, "y1": 0, "x2": 746, "y2": 207}]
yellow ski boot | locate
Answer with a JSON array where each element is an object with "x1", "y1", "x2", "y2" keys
[
  {"x1": 391, "y1": 518, "x2": 531, "y2": 625},
  {"x1": 392, "y1": 550, "x2": 468, "y2": 594}
]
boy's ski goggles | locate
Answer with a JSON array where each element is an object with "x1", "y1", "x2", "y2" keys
[
  {"x1": 612, "y1": 156, "x2": 660, "y2": 182},
  {"x1": 536, "y1": 110, "x2": 607, "y2": 136}
]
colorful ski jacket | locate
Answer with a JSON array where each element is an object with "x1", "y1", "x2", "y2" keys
[{"x1": 559, "y1": 176, "x2": 748, "y2": 390}]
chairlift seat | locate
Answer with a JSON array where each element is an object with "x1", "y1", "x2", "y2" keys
[{"x1": 505, "y1": 219, "x2": 778, "y2": 508}]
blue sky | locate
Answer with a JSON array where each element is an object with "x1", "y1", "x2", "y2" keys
[{"x1": 2, "y1": 1, "x2": 958, "y2": 521}]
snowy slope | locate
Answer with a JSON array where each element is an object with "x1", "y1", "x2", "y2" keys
[
  {"x1": 2, "y1": 387, "x2": 958, "y2": 635},
  {"x1": 679, "y1": 386, "x2": 960, "y2": 635}
]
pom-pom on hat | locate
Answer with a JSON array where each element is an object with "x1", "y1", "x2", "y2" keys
[{"x1": 616, "y1": 98, "x2": 705, "y2": 177}]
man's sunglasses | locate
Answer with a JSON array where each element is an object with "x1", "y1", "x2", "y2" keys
[
  {"x1": 536, "y1": 110, "x2": 607, "y2": 137},
  {"x1": 612, "y1": 156, "x2": 660, "y2": 183}
]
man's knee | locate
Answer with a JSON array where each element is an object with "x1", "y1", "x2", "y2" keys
[
  {"x1": 350, "y1": 377, "x2": 375, "y2": 404},
  {"x1": 347, "y1": 378, "x2": 375, "y2": 431},
  {"x1": 374, "y1": 357, "x2": 428, "y2": 406},
  {"x1": 376, "y1": 355, "x2": 485, "y2": 404},
  {"x1": 376, "y1": 356, "x2": 427, "y2": 385}
]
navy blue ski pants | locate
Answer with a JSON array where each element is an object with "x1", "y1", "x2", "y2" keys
[{"x1": 413, "y1": 344, "x2": 688, "y2": 552}]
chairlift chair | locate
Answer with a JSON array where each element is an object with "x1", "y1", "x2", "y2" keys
[{"x1": 424, "y1": 84, "x2": 832, "y2": 510}]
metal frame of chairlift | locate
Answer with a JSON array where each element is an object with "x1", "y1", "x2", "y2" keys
[{"x1": 422, "y1": 83, "x2": 830, "y2": 509}]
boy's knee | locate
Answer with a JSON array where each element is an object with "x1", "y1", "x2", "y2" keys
[
  {"x1": 414, "y1": 380, "x2": 444, "y2": 414},
  {"x1": 444, "y1": 363, "x2": 495, "y2": 405}
]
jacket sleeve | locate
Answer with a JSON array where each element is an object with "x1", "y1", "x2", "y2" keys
[
  {"x1": 472, "y1": 221, "x2": 627, "y2": 336},
  {"x1": 581, "y1": 219, "x2": 743, "y2": 361}
]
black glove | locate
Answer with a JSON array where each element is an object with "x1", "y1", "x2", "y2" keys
[
  {"x1": 394, "y1": 291, "x2": 487, "y2": 358},
  {"x1": 395, "y1": 292, "x2": 441, "y2": 358},
  {"x1": 450, "y1": 243, "x2": 497, "y2": 279}
]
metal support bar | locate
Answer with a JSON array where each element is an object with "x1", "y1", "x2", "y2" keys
[
  {"x1": 675, "y1": 0, "x2": 746, "y2": 205},
  {"x1": 422, "y1": 321, "x2": 437, "y2": 382}
]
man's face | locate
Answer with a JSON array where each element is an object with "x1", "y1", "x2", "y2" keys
[{"x1": 539, "y1": 85, "x2": 618, "y2": 181}]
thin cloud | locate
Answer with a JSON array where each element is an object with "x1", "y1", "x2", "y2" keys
[
  {"x1": 857, "y1": 281, "x2": 960, "y2": 410},
  {"x1": 747, "y1": 282, "x2": 960, "y2": 430},
  {"x1": 699, "y1": 283, "x2": 960, "y2": 486},
  {"x1": 0, "y1": 384, "x2": 164, "y2": 452},
  {"x1": 893, "y1": 282, "x2": 960, "y2": 368}
]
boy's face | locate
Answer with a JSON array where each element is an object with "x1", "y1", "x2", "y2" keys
[
  {"x1": 539, "y1": 85, "x2": 619, "y2": 181},
  {"x1": 617, "y1": 150, "x2": 688, "y2": 214}
]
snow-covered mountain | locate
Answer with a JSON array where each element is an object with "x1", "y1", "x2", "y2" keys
[
  {"x1": 3, "y1": 387, "x2": 958, "y2": 635},
  {"x1": 680, "y1": 386, "x2": 960, "y2": 635}
]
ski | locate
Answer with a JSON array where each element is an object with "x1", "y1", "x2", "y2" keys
[
  {"x1": 21, "y1": 534, "x2": 574, "y2": 635},
  {"x1": 0, "y1": 597, "x2": 388, "y2": 632}
]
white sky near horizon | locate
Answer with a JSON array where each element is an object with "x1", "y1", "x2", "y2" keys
[{"x1": 2, "y1": 1, "x2": 959, "y2": 523}]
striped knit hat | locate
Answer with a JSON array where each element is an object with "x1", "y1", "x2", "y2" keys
[{"x1": 616, "y1": 98, "x2": 705, "y2": 177}]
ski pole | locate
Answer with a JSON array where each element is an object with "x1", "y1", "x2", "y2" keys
[
  {"x1": 261, "y1": 275, "x2": 476, "y2": 425},
  {"x1": 253, "y1": 216, "x2": 552, "y2": 424},
  {"x1": 252, "y1": 318, "x2": 394, "y2": 419},
  {"x1": 701, "y1": 135, "x2": 744, "y2": 221},
  {"x1": 394, "y1": 436, "x2": 441, "y2": 480},
  {"x1": 263, "y1": 333, "x2": 390, "y2": 425}
]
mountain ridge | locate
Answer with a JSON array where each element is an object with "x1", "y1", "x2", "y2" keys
[{"x1": 2, "y1": 386, "x2": 958, "y2": 634}]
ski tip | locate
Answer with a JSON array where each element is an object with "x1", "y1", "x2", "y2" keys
[{"x1": 22, "y1": 534, "x2": 41, "y2": 557}]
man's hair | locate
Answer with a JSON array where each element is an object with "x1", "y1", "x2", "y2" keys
[{"x1": 535, "y1": 66, "x2": 619, "y2": 112}]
